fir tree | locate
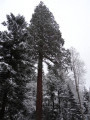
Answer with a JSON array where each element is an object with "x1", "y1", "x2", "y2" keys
[
  {"x1": 65, "y1": 85, "x2": 82, "y2": 120},
  {"x1": 0, "y1": 13, "x2": 34, "y2": 120},
  {"x1": 83, "y1": 88, "x2": 90, "y2": 119}
]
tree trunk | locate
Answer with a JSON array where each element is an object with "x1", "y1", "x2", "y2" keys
[
  {"x1": 36, "y1": 52, "x2": 43, "y2": 120},
  {"x1": 73, "y1": 68, "x2": 85, "y2": 120},
  {"x1": 0, "y1": 90, "x2": 7, "y2": 120}
]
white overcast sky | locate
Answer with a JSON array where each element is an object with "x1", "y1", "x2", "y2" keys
[{"x1": 0, "y1": 0, "x2": 90, "y2": 89}]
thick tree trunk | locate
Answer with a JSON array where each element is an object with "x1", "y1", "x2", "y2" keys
[
  {"x1": 36, "y1": 52, "x2": 43, "y2": 120},
  {"x1": 0, "y1": 90, "x2": 7, "y2": 120}
]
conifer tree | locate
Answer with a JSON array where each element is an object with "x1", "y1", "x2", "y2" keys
[
  {"x1": 66, "y1": 85, "x2": 82, "y2": 120},
  {"x1": 29, "y1": 2, "x2": 65, "y2": 120},
  {"x1": 83, "y1": 88, "x2": 90, "y2": 119},
  {"x1": 0, "y1": 13, "x2": 34, "y2": 120}
]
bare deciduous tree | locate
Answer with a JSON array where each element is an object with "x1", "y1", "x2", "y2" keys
[{"x1": 70, "y1": 47, "x2": 85, "y2": 120}]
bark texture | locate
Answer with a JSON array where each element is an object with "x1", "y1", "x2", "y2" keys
[{"x1": 36, "y1": 52, "x2": 43, "y2": 120}]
